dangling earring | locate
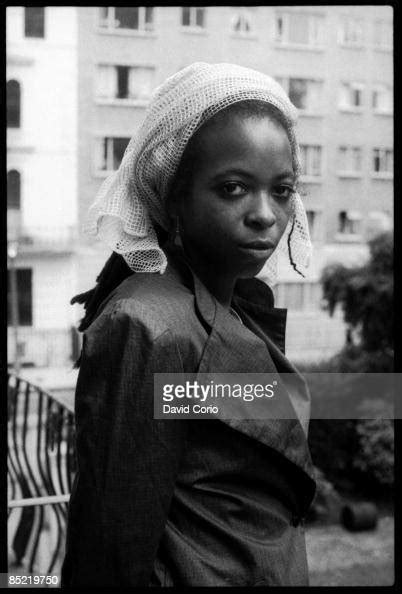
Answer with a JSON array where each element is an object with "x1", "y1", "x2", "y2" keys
[
  {"x1": 174, "y1": 215, "x2": 183, "y2": 247},
  {"x1": 169, "y1": 215, "x2": 182, "y2": 246}
]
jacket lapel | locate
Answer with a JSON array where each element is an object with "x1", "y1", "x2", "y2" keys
[{"x1": 191, "y1": 273, "x2": 315, "y2": 480}]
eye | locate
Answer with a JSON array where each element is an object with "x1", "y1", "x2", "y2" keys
[
  {"x1": 273, "y1": 185, "x2": 295, "y2": 200},
  {"x1": 220, "y1": 181, "x2": 248, "y2": 197}
]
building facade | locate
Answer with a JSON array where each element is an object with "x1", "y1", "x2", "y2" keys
[
  {"x1": 7, "y1": 7, "x2": 80, "y2": 367},
  {"x1": 7, "y1": 6, "x2": 393, "y2": 367}
]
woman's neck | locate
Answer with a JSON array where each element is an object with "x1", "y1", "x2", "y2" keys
[{"x1": 177, "y1": 242, "x2": 235, "y2": 309}]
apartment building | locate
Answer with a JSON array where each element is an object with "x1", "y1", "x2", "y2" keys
[
  {"x1": 7, "y1": 6, "x2": 393, "y2": 367},
  {"x1": 7, "y1": 7, "x2": 80, "y2": 367}
]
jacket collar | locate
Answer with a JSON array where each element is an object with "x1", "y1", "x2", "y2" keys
[{"x1": 163, "y1": 242, "x2": 285, "y2": 345}]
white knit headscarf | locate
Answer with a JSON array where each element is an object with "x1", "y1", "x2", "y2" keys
[{"x1": 84, "y1": 62, "x2": 312, "y2": 283}]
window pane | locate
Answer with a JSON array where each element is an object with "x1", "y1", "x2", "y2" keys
[
  {"x1": 373, "y1": 149, "x2": 380, "y2": 172},
  {"x1": 385, "y1": 150, "x2": 393, "y2": 172},
  {"x1": 25, "y1": 7, "x2": 45, "y2": 38},
  {"x1": 182, "y1": 7, "x2": 190, "y2": 26},
  {"x1": 7, "y1": 80, "x2": 20, "y2": 128},
  {"x1": 288, "y1": 13, "x2": 309, "y2": 44},
  {"x1": 117, "y1": 66, "x2": 129, "y2": 99},
  {"x1": 353, "y1": 88, "x2": 361, "y2": 106},
  {"x1": 310, "y1": 16, "x2": 323, "y2": 44},
  {"x1": 145, "y1": 6, "x2": 154, "y2": 29},
  {"x1": 300, "y1": 146, "x2": 308, "y2": 175},
  {"x1": 101, "y1": 138, "x2": 109, "y2": 170},
  {"x1": 352, "y1": 148, "x2": 362, "y2": 171},
  {"x1": 233, "y1": 14, "x2": 241, "y2": 32},
  {"x1": 196, "y1": 7, "x2": 204, "y2": 27},
  {"x1": 289, "y1": 79, "x2": 308, "y2": 109},
  {"x1": 7, "y1": 268, "x2": 33, "y2": 326},
  {"x1": 283, "y1": 283, "x2": 304, "y2": 310},
  {"x1": 7, "y1": 170, "x2": 21, "y2": 209},
  {"x1": 112, "y1": 138, "x2": 130, "y2": 169},
  {"x1": 338, "y1": 147, "x2": 347, "y2": 170},
  {"x1": 306, "y1": 210, "x2": 315, "y2": 237},
  {"x1": 100, "y1": 7, "x2": 109, "y2": 20},
  {"x1": 97, "y1": 65, "x2": 117, "y2": 98},
  {"x1": 375, "y1": 87, "x2": 392, "y2": 112},
  {"x1": 115, "y1": 7, "x2": 139, "y2": 29},
  {"x1": 374, "y1": 20, "x2": 392, "y2": 47},
  {"x1": 129, "y1": 67, "x2": 153, "y2": 99},
  {"x1": 307, "y1": 81, "x2": 321, "y2": 111},
  {"x1": 342, "y1": 18, "x2": 362, "y2": 44},
  {"x1": 311, "y1": 147, "x2": 321, "y2": 175},
  {"x1": 339, "y1": 83, "x2": 350, "y2": 108},
  {"x1": 338, "y1": 211, "x2": 347, "y2": 233},
  {"x1": 276, "y1": 16, "x2": 284, "y2": 39}
]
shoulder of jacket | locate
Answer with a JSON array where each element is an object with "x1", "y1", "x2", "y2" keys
[{"x1": 91, "y1": 271, "x2": 197, "y2": 339}]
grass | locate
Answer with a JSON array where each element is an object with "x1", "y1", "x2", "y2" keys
[{"x1": 306, "y1": 515, "x2": 394, "y2": 586}]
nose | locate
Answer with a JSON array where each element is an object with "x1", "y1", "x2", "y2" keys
[{"x1": 244, "y1": 191, "x2": 276, "y2": 230}]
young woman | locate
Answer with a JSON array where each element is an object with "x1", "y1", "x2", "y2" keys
[{"x1": 61, "y1": 62, "x2": 316, "y2": 588}]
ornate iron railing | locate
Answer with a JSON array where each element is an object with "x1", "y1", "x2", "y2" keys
[{"x1": 7, "y1": 373, "x2": 76, "y2": 577}]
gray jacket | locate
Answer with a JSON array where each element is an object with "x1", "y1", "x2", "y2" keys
[{"x1": 61, "y1": 244, "x2": 316, "y2": 587}]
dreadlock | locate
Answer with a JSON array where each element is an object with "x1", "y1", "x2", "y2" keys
[
  {"x1": 71, "y1": 251, "x2": 133, "y2": 331},
  {"x1": 70, "y1": 252, "x2": 132, "y2": 368}
]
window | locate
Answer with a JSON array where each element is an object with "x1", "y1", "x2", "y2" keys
[
  {"x1": 281, "y1": 283, "x2": 304, "y2": 310},
  {"x1": 25, "y1": 7, "x2": 45, "y2": 38},
  {"x1": 7, "y1": 268, "x2": 33, "y2": 326},
  {"x1": 96, "y1": 137, "x2": 130, "y2": 172},
  {"x1": 96, "y1": 65, "x2": 154, "y2": 101},
  {"x1": 99, "y1": 7, "x2": 154, "y2": 32},
  {"x1": 339, "y1": 82, "x2": 364, "y2": 110},
  {"x1": 274, "y1": 282, "x2": 322, "y2": 311},
  {"x1": 366, "y1": 210, "x2": 392, "y2": 239},
  {"x1": 231, "y1": 10, "x2": 252, "y2": 35},
  {"x1": 300, "y1": 145, "x2": 322, "y2": 177},
  {"x1": 7, "y1": 80, "x2": 20, "y2": 128},
  {"x1": 338, "y1": 16, "x2": 364, "y2": 46},
  {"x1": 277, "y1": 77, "x2": 323, "y2": 112},
  {"x1": 372, "y1": 84, "x2": 393, "y2": 114},
  {"x1": 7, "y1": 170, "x2": 21, "y2": 209},
  {"x1": 337, "y1": 146, "x2": 362, "y2": 174},
  {"x1": 372, "y1": 149, "x2": 393, "y2": 175},
  {"x1": 182, "y1": 7, "x2": 205, "y2": 28},
  {"x1": 306, "y1": 210, "x2": 321, "y2": 241},
  {"x1": 373, "y1": 20, "x2": 392, "y2": 50},
  {"x1": 275, "y1": 12, "x2": 325, "y2": 47},
  {"x1": 338, "y1": 211, "x2": 362, "y2": 235}
]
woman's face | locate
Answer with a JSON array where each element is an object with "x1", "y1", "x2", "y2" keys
[{"x1": 176, "y1": 113, "x2": 295, "y2": 280}]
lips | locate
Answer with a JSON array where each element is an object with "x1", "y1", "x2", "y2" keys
[
  {"x1": 237, "y1": 240, "x2": 275, "y2": 261},
  {"x1": 238, "y1": 239, "x2": 275, "y2": 250}
]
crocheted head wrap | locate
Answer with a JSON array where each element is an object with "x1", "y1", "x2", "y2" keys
[{"x1": 84, "y1": 62, "x2": 312, "y2": 283}]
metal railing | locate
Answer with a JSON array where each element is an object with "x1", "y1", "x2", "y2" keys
[{"x1": 7, "y1": 373, "x2": 76, "y2": 577}]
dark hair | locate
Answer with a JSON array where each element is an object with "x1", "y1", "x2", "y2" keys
[
  {"x1": 72, "y1": 100, "x2": 303, "y2": 359},
  {"x1": 71, "y1": 223, "x2": 168, "y2": 340}
]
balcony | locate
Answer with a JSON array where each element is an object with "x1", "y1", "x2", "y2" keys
[
  {"x1": 8, "y1": 214, "x2": 78, "y2": 255},
  {"x1": 8, "y1": 374, "x2": 75, "y2": 578},
  {"x1": 7, "y1": 327, "x2": 80, "y2": 369}
]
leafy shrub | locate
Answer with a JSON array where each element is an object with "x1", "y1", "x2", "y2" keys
[
  {"x1": 305, "y1": 230, "x2": 394, "y2": 495},
  {"x1": 353, "y1": 419, "x2": 394, "y2": 487}
]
